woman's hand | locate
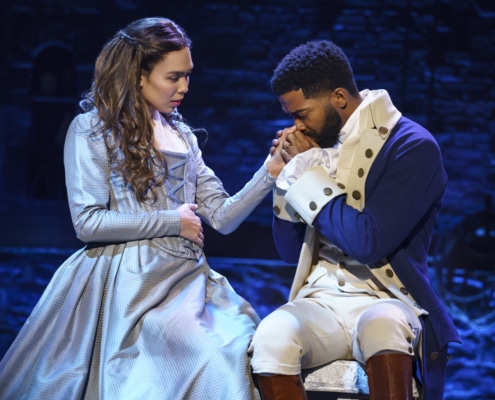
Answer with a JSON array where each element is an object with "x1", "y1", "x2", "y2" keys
[
  {"x1": 178, "y1": 203, "x2": 204, "y2": 247},
  {"x1": 266, "y1": 128, "x2": 291, "y2": 177}
]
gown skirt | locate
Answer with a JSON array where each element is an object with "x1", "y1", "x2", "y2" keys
[{"x1": 0, "y1": 239, "x2": 261, "y2": 400}]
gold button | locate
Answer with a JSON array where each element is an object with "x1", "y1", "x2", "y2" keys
[
  {"x1": 273, "y1": 205, "x2": 280, "y2": 215},
  {"x1": 386, "y1": 269, "x2": 394, "y2": 278},
  {"x1": 365, "y1": 149, "x2": 373, "y2": 158},
  {"x1": 309, "y1": 201, "x2": 317, "y2": 211},
  {"x1": 352, "y1": 190, "x2": 361, "y2": 200},
  {"x1": 323, "y1": 187, "x2": 333, "y2": 196},
  {"x1": 338, "y1": 279, "x2": 345, "y2": 286},
  {"x1": 378, "y1": 126, "x2": 388, "y2": 134},
  {"x1": 337, "y1": 183, "x2": 346, "y2": 189},
  {"x1": 430, "y1": 352, "x2": 438, "y2": 360},
  {"x1": 357, "y1": 168, "x2": 364, "y2": 177}
]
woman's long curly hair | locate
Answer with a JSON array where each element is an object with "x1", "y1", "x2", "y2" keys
[{"x1": 80, "y1": 17, "x2": 192, "y2": 202}]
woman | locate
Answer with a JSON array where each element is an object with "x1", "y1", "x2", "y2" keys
[{"x1": 0, "y1": 17, "x2": 287, "y2": 399}]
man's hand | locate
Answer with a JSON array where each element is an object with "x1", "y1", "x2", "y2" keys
[{"x1": 270, "y1": 126, "x2": 319, "y2": 162}]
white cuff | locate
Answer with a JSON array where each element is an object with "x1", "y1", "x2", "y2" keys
[
  {"x1": 284, "y1": 165, "x2": 346, "y2": 226},
  {"x1": 273, "y1": 186, "x2": 300, "y2": 222}
]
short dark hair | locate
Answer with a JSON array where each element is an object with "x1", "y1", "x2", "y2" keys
[{"x1": 271, "y1": 40, "x2": 359, "y2": 98}]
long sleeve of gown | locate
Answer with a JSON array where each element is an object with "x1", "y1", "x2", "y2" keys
[
  {"x1": 64, "y1": 113, "x2": 182, "y2": 244},
  {"x1": 194, "y1": 155, "x2": 277, "y2": 234}
]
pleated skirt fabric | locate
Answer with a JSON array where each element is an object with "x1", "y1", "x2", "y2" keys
[{"x1": 0, "y1": 240, "x2": 261, "y2": 400}]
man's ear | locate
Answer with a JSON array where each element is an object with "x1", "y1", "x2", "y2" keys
[{"x1": 332, "y1": 88, "x2": 347, "y2": 109}]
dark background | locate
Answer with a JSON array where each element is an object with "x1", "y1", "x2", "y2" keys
[{"x1": 0, "y1": 0, "x2": 494, "y2": 398}]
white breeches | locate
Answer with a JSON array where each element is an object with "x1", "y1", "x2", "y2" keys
[{"x1": 249, "y1": 264, "x2": 422, "y2": 375}]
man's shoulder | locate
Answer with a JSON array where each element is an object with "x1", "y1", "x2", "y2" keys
[{"x1": 391, "y1": 116, "x2": 438, "y2": 145}]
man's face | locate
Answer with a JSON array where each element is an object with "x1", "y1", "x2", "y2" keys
[{"x1": 278, "y1": 89, "x2": 341, "y2": 148}]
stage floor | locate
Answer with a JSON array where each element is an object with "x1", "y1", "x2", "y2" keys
[{"x1": 0, "y1": 247, "x2": 493, "y2": 399}]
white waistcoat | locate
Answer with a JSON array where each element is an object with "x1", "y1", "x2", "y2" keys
[{"x1": 274, "y1": 89, "x2": 428, "y2": 318}]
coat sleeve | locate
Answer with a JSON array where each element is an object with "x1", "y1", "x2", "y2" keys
[
  {"x1": 272, "y1": 216, "x2": 306, "y2": 263},
  {"x1": 64, "y1": 113, "x2": 181, "y2": 243},
  {"x1": 314, "y1": 128, "x2": 447, "y2": 265}
]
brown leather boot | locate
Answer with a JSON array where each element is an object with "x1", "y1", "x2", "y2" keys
[
  {"x1": 365, "y1": 353, "x2": 413, "y2": 400},
  {"x1": 256, "y1": 374, "x2": 308, "y2": 400}
]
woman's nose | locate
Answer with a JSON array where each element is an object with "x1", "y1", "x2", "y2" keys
[{"x1": 178, "y1": 77, "x2": 189, "y2": 94}]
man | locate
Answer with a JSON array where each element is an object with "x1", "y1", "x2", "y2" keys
[{"x1": 249, "y1": 40, "x2": 460, "y2": 400}]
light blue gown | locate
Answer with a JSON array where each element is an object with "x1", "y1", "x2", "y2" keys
[{"x1": 0, "y1": 111, "x2": 274, "y2": 399}]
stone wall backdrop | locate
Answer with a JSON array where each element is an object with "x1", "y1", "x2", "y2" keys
[{"x1": 0, "y1": 0, "x2": 494, "y2": 399}]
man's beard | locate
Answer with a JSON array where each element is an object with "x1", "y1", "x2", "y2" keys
[{"x1": 304, "y1": 104, "x2": 342, "y2": 148}]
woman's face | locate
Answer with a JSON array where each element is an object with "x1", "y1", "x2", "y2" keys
[{"x1": 140, "y1": 47, "x2": 193, "y2": 114}]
